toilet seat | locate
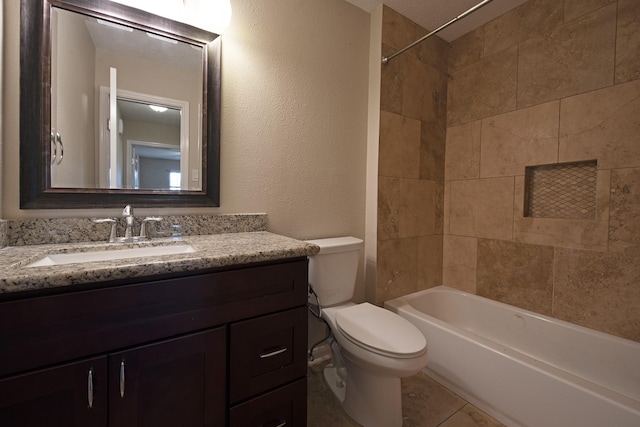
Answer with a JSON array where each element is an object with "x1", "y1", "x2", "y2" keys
[{"x1": 335, "y1": 303, "x2": 427, "y2": 359}]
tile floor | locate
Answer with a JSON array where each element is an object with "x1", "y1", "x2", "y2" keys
[{"x1": 307, "y1": 362, "x2": 505, "y2": 427}]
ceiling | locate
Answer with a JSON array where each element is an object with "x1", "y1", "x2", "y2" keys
[{"x1": 344, "y1": 0, "x2": 528, "y2": 42}]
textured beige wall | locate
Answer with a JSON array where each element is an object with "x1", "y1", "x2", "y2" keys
[
  {"x1": 444, "y1": 0, "x2": 640, "y2": 342},
  {"x1": 376, "y1": 6, "x2": 448, "y2": 304},
  {"x1": 1, "y1": 0, "x2": 369, "y2": 243}
]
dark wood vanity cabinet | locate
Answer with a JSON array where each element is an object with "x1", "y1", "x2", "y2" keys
[{"x1": 0, "y1": 258, "x2": 308, "y2": 427}]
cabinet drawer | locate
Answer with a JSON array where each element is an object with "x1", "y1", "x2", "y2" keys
[
  {"x1": 229, "y1": 307, "x2": 307, "y2": 403},
  {"x1": 229, "y1": 378, "x2": 306, "y2": 427}
]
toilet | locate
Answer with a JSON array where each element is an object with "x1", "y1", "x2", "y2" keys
[{"x1": 307, "y1": 236, "x2": 428, "y2": 427}]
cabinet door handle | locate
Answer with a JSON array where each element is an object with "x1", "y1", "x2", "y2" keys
[
  {"x1": 87, "y1": 368, "x2": 94, "y2": 409},
  {"x1": 259, "y1": 346, "x2": 288, "y2": 359},
  {"x1": 261, "y1": 421, "x2": 286, "y2": 427},
  {"x1": 119, "y1": 361, "x2": 125, "y2": 398}
]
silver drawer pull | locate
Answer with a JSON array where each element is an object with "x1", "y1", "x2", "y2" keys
[
  {"x1": 261, "y1": 421, "x2": 286, "y2": 427},
  {"x1": 87, "y1": 368, "x2": 94, "y2": 409},
  {"x1": 119, "y1": 361, "x2": 125, "y2": 398},
  {"x1": 259, "y1": 347, "x2": 288, "y2": 359}
]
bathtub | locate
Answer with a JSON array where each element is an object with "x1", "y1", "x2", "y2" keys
[{"x1": 385, "y1": 286, "x2": 640, "y2": 427}]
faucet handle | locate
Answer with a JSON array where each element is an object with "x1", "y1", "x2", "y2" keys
[
  {"x1": 93, "y1": 218, "x2": 117, "y2": 243},
  {"x1": 122, "y1": 204, "x2": 134, "y2": 217},
  {"x1": 139, "y1": 217, "x2": 162, "y2": 240}
]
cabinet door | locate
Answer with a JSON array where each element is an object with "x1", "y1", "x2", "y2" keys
[
  {"x1": 0, "y1": 356, "x2": 107, "y2": 427},
  {"x1": 229, "y1": 378, "x2": 306, "y2": 427},
  {"x1": 108, "y1": 328, "x2": 226, "y2": 427},
  {"x1": 230, "y1": 307, "x2": 307, "y2": 403}
]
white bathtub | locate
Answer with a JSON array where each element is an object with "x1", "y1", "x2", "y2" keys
[{"x1": 385, "y1": 286, "x2": 640, "y2": 427}]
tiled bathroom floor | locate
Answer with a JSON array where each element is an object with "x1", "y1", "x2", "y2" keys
[{"x1": 307, "y1": 361, "x2": 506, "y2": 427}]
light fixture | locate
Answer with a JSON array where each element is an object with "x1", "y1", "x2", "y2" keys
[{"x1": 149, "y1": 105, "x2": 168, "y2": 113}]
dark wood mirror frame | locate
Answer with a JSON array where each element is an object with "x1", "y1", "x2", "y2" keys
[{"x1": 20, "y1": 0, "x2": 221, "y2": 209}]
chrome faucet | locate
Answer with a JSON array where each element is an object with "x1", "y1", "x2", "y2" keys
[{"x1": 122, "y1": 205, "x2": 135, "y2": 241}]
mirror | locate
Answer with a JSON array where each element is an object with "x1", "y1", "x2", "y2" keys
[{"x1": 20, "y1": 0, "x2": 221, "y2": 208}]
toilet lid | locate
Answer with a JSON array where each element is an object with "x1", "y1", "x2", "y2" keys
[{"x1": 335, "y1": 303, "x2": 426, "y2": 358}]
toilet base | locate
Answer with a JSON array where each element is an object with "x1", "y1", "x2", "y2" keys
[{"x1": 324, "y1": 360, "x2": 403, "y2": 427}]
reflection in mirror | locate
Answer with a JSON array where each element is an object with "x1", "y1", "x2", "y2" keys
[
  {"x1": 50, "y1": 6, "x2": 202, "y2": 191},
  {"x1": 20, "y1": 0, "x2": 221, "y2": 209}
]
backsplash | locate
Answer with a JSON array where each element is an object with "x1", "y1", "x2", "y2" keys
[{"x1": 2, "y1": 214, "x2": 267, "y2": 247}]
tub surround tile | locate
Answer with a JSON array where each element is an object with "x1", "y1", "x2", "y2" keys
[
  {"x1": 564, "y1": 0, "x2": 616, "y2": 22},
  {"x1": 477, "y1": 239, "x2": 554, "y2": 315},
  {"x1": 376, "y1": 237, "x2": 419, "y2": 304},
  {"x1": 559, "y1": 79, "x2": 640, "y2": 169},
  {"x1": 554, "y1": 248, "x2": 640, "y2": 341},
  {"x1": 418, "y1": 235, "x2": 443, "y2": 289},
  {"x1": 443, "y1": 235, "x2": 477, "y2": 294},
  {"x1": 445, "y1": 120, "x2": 481, "y2": 181},
  {"x1": 480, "y1": 102, "x2": 559, "y2": 178},
  {"x1": 449, "y1": 177, "x2": 514, "y2": 241},
  {"x1": 517, "y1": 4, "x2": 617, "y2": 108},
  {"x1": 378, "y1": 177, "x2": 440, "y2": 240},
  {"x1": 402, "y1": 56, "x2": 446, "y2": 122},
  {"x1": 615, "y1": 0, "x2": 640, "y2": 84},
  {"x1": 0, "y1": 231, "x2": 318, "y2": 294},
  {"x1": 6, "y1": 214, "x2": 268, "y2": 246},
  {"x1": 513, "y1": 171, "x2": 610, "y2": 251},
  {"x1": 447, "y1": 46, "x2": 517, "y2": 127},
  {"x1": 381, "y1": 44, "x2": 404, "y2": 115},
  {"x1": 381, "y1": 5, "x2": 425, "y2": 53},
  {"x1": 483, "y1": 0, "x2": 563, "y2": 57},
  {"x1": 420, "y1": 119, "x2": 446, "y2": 182},
  {"x1": 448, "y1": 27, "x2": 483, "y2": 72},
  {"x1": 379, "y1": 110, "x2": 421, "y2": 179},
  {"x1": 609, "y1": 168, "x2": 640, "y2": 255}
]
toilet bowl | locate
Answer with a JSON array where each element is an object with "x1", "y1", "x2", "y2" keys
[{"x1": 307, "y1": 237, "x2": 428, "y2": 427}]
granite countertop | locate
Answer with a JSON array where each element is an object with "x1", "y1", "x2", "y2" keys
[{"x1": 0, "y1": 232, "x2": 320, "y2": 295}]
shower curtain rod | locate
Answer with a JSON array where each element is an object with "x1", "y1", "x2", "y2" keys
[{"x1": 382, "y1": 0, "x2": 494, "y2": 65}]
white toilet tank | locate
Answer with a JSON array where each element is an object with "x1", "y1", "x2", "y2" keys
[{"x1": 306, "y1": 236, "x2": 363, "y2": 307}]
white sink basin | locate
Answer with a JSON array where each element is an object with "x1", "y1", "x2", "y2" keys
[{"x1": 26, "y1": 245, "x2": 196, "y2": 268}]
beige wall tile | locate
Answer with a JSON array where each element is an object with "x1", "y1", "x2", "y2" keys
[
  {"x1": 449, "y1": 177, "x2": 514, "y2": 240},
  {"x1": 513, "y1": 172, "x2": 610, "y2": 251},
  {"x1": 564, "y1": 0, "x2": 616, "y2": 22},
  {"x1": 445, "y1": 120, "x2": 481, "y2": 181},
  {"x1": 443, "y1": 181, "x2": 450, "y2": 234},
  {"x1": 559, "y1": 79, "x2": 640, "y2": 169},
  {"x1": 609, "y1": 168, "x2": 640, "y2": 255},
  {"x1": 381, "y1": 44, "x2": 404, "y2": 115},
  {"x1": 415, "y1": 35, "x2": 449, "y2": 75},
  {"x1": 442, "y1": 235, "x2": 477, "y2": 293},
  {"x1": 448, "y1": 27, "x2": 483, "y2": 72},
  {"x1": 398, "y1": 178, "x2": 437, "y2": 238},
  {"x1": 376, "y1": 237, "x2": 419, "y2": 304},
  {"x1": 615, "y1": 0, "x2": 640, "y2": 84},
  {"x1": 448, "y1": 46, "x2": 517, "y2": 127},
  {"x1": 378, "y1": 176, "x2": 400, "y2": 240},
  {"x1": 554, "y1": 248, "x2": 640, "y2": 341},
  {"x1": 477, "y1": 239, "x2": 554, "y2": 315},
  {"x1": 420, "y1": 120, "x2": 446, "y2": 181},
  {"x1": 402, "y1": 58, "x2": 445, "y2": 122},
  {"x1": 480, "y1": 101, "x2": 559, "y2": 178},
  {"x1": 483, "y1": 0, "x2": 563, "y2": 57},
  {"x1": 418, "y1": 235, "x2": 443, "y2": 289},
  {"x1": 381, "y1": 5, "x2": 424, "y2": 52},
  {"x1": 379, "y1": 110, "x2": 421, "y2": 178},
  {"x1": 517, "y1": 4, "x2": 616, "y2": 108}
]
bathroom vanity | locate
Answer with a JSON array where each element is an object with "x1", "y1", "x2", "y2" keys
[{"x1": 0, "y1": 231, "x2": 317, "y2": 427}]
